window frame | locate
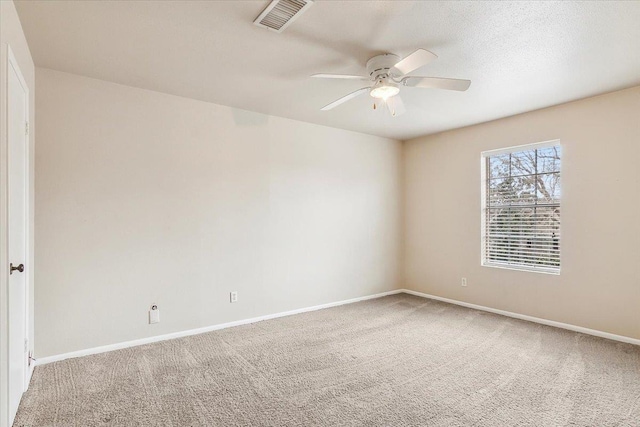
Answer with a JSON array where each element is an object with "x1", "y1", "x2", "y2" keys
[{"x1": 480, "y1": 140, "x2": 561, "y2": 275}]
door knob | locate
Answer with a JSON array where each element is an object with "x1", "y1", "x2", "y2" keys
[{"x1": 10, "y1": 263, "x2": 24, "y2": 275}]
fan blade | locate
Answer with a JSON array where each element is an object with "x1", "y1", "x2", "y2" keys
[
  {"x1": 312, "y1": 73, "x2": 369, "y2": 80},
  {"x1": 321, "y1": 87, "x2": 370, "y2": 111},
  {"x1": 392, "y1": 49, "x2": 438, "y2": 75},
  {"x1": 403, "y1": 76, "x2": 471, "y2": 91},
  {"x1": 386, "y1": 96, "x2": 406, "y2": 117}
]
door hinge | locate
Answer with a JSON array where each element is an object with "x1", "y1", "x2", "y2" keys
[
  {"x1": 24, "y1": 338, "x2": 28, "y2": 352},
  {"x1": 25, "y1": 121, "x2": 29, "y2": 136}
]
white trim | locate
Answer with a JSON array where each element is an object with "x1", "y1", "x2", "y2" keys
[
  {"x1": 481, "y1": 262, "x2": 560, "y2": 275},
  {"x1": 479, "y1": 154, "x2": 487, "y2": 270},
  {"x1": 7, "y1": 46, "x2": 31, "y2": 394},
  {"x1": 35, "y1": 289, "x2": 403, "y2": 366},
  {"x1": 2, "y1": 44, "x2": 32, "y2": 427},
  {"x1": 34, "y1": 287, "x2": 639, "y2": 367},
  {"x1": 0, "y1": 41, "x2": 9, "y2": 427},
  {"x1": 481, "y1": 139, "x2": 560, "y2": 157},
  {"x1": 401, "y1": 289, "x2": 640, "y2": 346},
  {"x1": 480, "y1": 139, "x2": 562, "y2": 275},
  {"x1": 26, "y1": 364, "x2": 33, "y2": 389}
]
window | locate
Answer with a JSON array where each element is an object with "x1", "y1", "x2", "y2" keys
[{"x1": 482, "y1": 141, "x2": 561, "y2": 273}]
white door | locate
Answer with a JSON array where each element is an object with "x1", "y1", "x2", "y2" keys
[{"x1": 7, "y1": 48, "x2": 29, "y2": 426}]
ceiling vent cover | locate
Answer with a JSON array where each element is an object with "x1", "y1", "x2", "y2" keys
[{"x1": 254, "y1": 0, "x2": 314, "y2": 33}]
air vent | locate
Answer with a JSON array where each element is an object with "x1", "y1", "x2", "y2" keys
[{"x1": 254, "y1": 0, "x2": 314, "y2": 33}]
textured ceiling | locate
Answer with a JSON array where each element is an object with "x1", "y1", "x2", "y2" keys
[{"x1": 15, "y1": 0, "x2": 640, "y2": 140}]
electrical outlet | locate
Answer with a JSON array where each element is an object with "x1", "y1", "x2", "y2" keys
[
  {"x1": 461, "y1": 277, "x2": 467, "y2": 287},
  {"x1": 230, "y1": 291, "x2": 238, "y2": 303},
  {"x1": 149, "y1": 304, "x2": 160, "y2": 324}
]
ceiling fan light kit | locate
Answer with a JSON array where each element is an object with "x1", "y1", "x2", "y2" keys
[
  {"x1": 370, "y1": 80, "x2": 400, "y2": 100},
  {"x1": 312, "y1": 49, "x2": 471, "y2": 116}
]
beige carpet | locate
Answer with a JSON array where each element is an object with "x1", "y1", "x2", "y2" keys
[{"x1": 14, "y1": 294, "x2": 640, "y2": 426}]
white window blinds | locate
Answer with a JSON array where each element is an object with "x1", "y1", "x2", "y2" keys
[{"x1": 482, "y1": 142, "x2": 561, "y2": 273}]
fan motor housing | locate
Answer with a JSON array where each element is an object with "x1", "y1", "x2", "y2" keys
[{"x1": 366, "y1": 54, "x2": 401, "y2": 80}]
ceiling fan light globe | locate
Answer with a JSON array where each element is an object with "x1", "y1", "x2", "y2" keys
[{"x1": 369, "y1": 84, "x2": 400, "y2": 100}]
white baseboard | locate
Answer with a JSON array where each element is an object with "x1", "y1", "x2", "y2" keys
[
  {"x1": 34, "y1": 289, "x2": 403, "y2": 366},
  {"x1": 401, "y1": 289, "x2": 640, "y2": 346},
  {"x1": 35, "y1": 287, "x2": 639, "y2": 366}
]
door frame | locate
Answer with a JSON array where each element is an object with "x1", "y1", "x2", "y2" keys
[{"x1": 0, "y1": 43, "x2": 32, "y2": 427}]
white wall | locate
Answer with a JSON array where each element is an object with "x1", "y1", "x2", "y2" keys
[
  {"x1": 35, "y1": 68, "x2": 402, "y2": 358},
  {"x1": 32, "y1": 56, "x2": 640, "y2": 360},
  {"x1": 0, "y1": 1, "x2": 36, "y2": 426},
  {"x1": 404, "y1": 86, "x2": 640, "y2": 340}
]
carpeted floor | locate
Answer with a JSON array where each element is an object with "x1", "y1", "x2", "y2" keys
[{"x1": 14, "y1": 294, "x2": 640, "y2": 426}]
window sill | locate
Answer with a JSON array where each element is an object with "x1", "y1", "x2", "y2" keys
[{"x1": 482, "y1": 262, "x2": 560, "y2": 275}]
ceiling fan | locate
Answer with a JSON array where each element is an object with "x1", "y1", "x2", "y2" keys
[{"x1": 312, "y1": 49, "x2": 471, "y2": 116}]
